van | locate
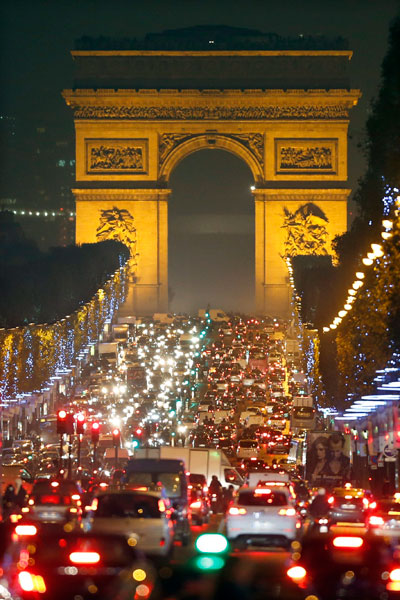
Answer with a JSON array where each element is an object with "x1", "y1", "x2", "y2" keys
[
  {"x1": 124, "y1": 458, "x2": 191, "y2": 545},
  {"x1": 236, "y1": 439, "x2": 260, "y2": 459}
]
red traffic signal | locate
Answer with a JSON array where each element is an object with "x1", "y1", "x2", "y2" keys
[
  {"x1": 112, "y1": 428, "x2": 121, "y2": 447},
  {"x1": 76, "y1": 413, "x2": 85, "y2": 435},
  {"x1": 135, "y1": 428, "x2": 143, "y2": 436},
  {"x1": 57, "y1": 410, "x2": 67, "y2": 435},
  {"x1": 91, "y1": 422, "x2": 100, "y2": 444}
]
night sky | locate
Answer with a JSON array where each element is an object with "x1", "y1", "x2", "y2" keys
[{"x1": 1, "y1": 0, "x2": 399, "y2": 313}]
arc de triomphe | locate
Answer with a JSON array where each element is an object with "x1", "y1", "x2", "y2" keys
[{"x1": 63, "y1": 40, "x2": 360, "y2": 316}]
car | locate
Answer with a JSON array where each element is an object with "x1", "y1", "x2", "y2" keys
[
  {"x1": 328, "y1": 486, "x2": 371, "y2": 525},
  {"x1": 26, "y1": 479, "x2": 83, "y2": 524},
  {"x1": 226, "y1": 485, "x2": 301, "y2": 550},
  {"x1": 4, "y1": 529, "x2": 155, "y2": 600},
  {"x1": 83, "y1": 488, "x2": 175, "y2": 557},
  {"x1": 367, "y1": 495, "x2": 400, "y2": 535},
  {"x1": 236, "y1": 439, "x2": 260, "y2": 459}
]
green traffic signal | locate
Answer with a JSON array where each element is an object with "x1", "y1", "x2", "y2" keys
[{"x1": 195, "y1": 533, "x2": 229, "y2": 554}]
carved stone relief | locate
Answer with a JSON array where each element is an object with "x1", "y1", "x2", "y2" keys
[
  {"x1": 276, "y1": 139, "x2": 337, "y2": 174},
  {"x1": 282, "y1": 203, "x2": 329, "y2": 257},
  {"x1": 86, "y1": 139, "x2": 148, "y2": 174},
  {"x1": 72, "y1": 104, "x2": 350, "y2": 121},
  {"x1": 159, "y1": 132, "x2": 264, "y2": 168},
  {"x1": 96, "y1": 206, "x2": 138, "y2": 256}
]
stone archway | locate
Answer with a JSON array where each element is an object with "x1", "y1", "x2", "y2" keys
[{"x1": 63, "y1": 40, "x2": 360, "y2": 316}]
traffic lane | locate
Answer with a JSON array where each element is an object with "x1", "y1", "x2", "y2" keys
[{"x1": 169, "y1": 515, "x2": 303, "y2": 600}]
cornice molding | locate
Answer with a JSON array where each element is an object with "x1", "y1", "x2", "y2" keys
[
  {"x1": 72, "y1": 188, "x2": 171, "y2": 201},
  {"x1": 252, "y1": 188, "x2": 351, "y2": 201}
]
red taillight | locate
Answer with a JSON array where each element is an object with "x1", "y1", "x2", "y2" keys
[
  {"x1": 369, "y1": 515, "x2": 384, "y2": 526},
  {"x1": 328, "y1": 496, "x2": 334, "y2": 504},
  {"x1": 287, "y1": 566, "x2": 307, "y2": 581},
  {"x1": 332, "y1": 536, "x2": 364, "y2": 548},
  {"x1": 40, "y1": 495, "x2": 60, "y2": 504},
  {"x1": 228, "y1": 507, "x2": 247, "y2": 515},
  {"x1": 190, "y1": 501, "x2": 202, "y2": 509},
  {"x1": 69, "y1": 551, "x2": 100, "y2": 565},
  {"x1": 18, "y1": 571, "x2": 46, "y2": 593},
  {"x1": 15, "y1": 525, "x2": 37, "y2": 537}
]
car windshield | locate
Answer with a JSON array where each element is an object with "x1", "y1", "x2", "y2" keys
[
  {"x1": 96, "y1": 493, "x2": 160, "y2": 518},
  {"x1": 238, "y1": 490, "x2": 287, "y2": 507}
]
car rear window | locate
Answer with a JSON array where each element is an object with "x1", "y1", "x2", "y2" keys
[
  {"x1": 238, "y1": 491, "x2": 287, "y2": 507},
  {"x1": 96, "y1": 493, "x2": 160, "y2": 518},
  {"x1": 32, "y1": 482, "x2": 79, "y2": 496},
  {"x1": 239, "y1": 441, "x2": 258, "y2": 448}
]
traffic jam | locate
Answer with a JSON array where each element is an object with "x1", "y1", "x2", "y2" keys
[{"x1": 1, "y1": 313, "x2": 400, "y2": 599}]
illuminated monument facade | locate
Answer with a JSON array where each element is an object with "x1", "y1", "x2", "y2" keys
[{"x1": 63, "y1": 27, "x2": 360, "y2": 316}]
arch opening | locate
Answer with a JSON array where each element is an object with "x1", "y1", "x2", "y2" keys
[{"x1": 168, "y1": 149, "x2": 254, "y2": 314}]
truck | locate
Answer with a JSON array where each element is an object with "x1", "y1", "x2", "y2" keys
[
  {"x1": 290, "y1": 396, "x2": 316, "y2": 431},
  {"x1": 134, "y1": 447, "x2": 244, "y2": 490},
  {"x1": 112, "y1": 324, "x2": 129, "y2": 342},
  {"x1": 98, "y1": 342, "x2": 119, "y2": 364}
]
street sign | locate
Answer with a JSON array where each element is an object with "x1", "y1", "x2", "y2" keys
[{"x1": 383, "y1": 445, "x2": 398, "y2": 460}]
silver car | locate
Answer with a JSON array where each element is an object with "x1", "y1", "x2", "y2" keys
[
  {"x1": 83, "y1": 489, "x2": 175, "y2": 557},
  {"x1": 226, "y1": 485, "x2": 301, "y2": 549}
]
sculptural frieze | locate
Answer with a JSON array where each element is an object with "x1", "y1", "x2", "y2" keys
[
  {"x1": 276, "y1": 139, "x2": 337, "y2": 173},
  {"x1": 159, "y1": 133, "x2": 264, "y2": 167},
  {"x1": 86, "y1": 140, "x2": 147, "y2": 174},
  {"x1": 72, "y1": 104, "x2": 350, "y2": 121}
]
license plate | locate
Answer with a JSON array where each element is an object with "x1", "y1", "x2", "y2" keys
[
  {"x1": 341, "y1": 504, "x2": 356, "y2": 510},
  {"x1": 40, "y1": 511, "x2": 60, "y2": 520}
]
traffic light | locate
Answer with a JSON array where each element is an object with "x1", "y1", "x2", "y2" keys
[
  {"x1": 112, "y1": 428, "x2": 121, "y2": 448},
  {"x1": 57, "y1": 410, "x2": 67, "y2": 435},
  {"x1": 91, "y1": 422, "x2": 100, "y2": 444},
  {"x1": 76, "y1": 413, "x2": 85, "y2": 435},
  {"x1": 65, "y1": 413, "x2": 75, "y2": 435}
]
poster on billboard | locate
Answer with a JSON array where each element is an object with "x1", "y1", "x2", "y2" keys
[{"x1": 305, "y1": 431, "x2": 351, "y2": 488}]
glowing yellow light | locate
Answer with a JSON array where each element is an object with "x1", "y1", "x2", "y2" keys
[
  {"x1": 330, "y1": 324, "x2": 337, "y2": 329},
  {"x1": 355, "y1": 272, "x2": 365, "y2": 279},
  {"x1": 338, "y1": 310, "x2": 347, "y2": 318},
  {"x1": 362, "y1": 258, "x2": 373, "y2": 266},
  {"x1": 133, "y1": 569, "x2": 147, "y2": 582},
  {"x1": 344, "y1": 304, "x2": 352, "y2": 311},
  {"x1": 348, "y1": 289, "x2": 357, "y2": 296},
  {"x1": 371, "y1": 243, "x2": 384, "y2": 257},
  {"x1": 352, "y1": 280, "x2": 363, "y2": 290},
  {"x1": 382, "y1": 220, "x2": 393, "y2": 229},
  {"x1": 382, "y1": 231, "x2": 393, "y2": 240}
]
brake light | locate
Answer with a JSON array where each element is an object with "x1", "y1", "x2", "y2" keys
[
  {"x1": 190, "y1": 501, "x2": 202, "y2": 509},
  {"x1": 18, "y1": 571, "x2": 46, "y2": 593},
  {"x1": 362, "y1": 497, "x2": 369, "y2": 508},
  {"x1": 158, "y1": 499, "x2": 166, "y2": 513},
  {"x1": 15, "y1": 525, "x2": 37, "y2": 537},
  {"x1": 369, "y1": 515, "x2": 384, "y2": 526},
  {"x1": 71, "y1": 494, "x2": 80, "y2": 501},
  {"x1": 369, "y1": 501, "x2": 377, "y2": 510},
  {"x1": 40, "y1": 495, "x2": 60, "y2": 504},
  {"x1": 69, "y1": 551, "x2": 100, "y2": 565},
  {"x1": 287, "y1": 566, "x2": 307, "y2": 581},
  {"x1": 328, "y1": 496, "x2": 334, "y2": 504},
  {"x1": 51, "y1": 481, "x2": 59, "y2": 488},
  {"x1": 203, "y1": 486, "x2": 208, "y2": 493},
  {"x1": 228, "y1": 507, "x2": 247, "y2": 515},
  {"x1": 279, "y1": 508, "x2": 296, "y2": 516},
  {"x1": 332, "y1": 536, "x2": 364, "y2": 548},
  {"x1": 390, "y1": 568, "x2": 400, "y2": 582},
  {"x1": 254, "y1": 488, "x2": 272, "y2": 495}
]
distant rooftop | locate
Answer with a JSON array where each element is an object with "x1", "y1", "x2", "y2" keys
[{"x1": 75, "y1": 25, "x2": 349, "y2": 52}]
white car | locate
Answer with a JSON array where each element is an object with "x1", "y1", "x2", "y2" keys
[
  {"x1": 236, "y1": 439, "x2": 260, "y2": 459},
  {"x1": 226, "y1": 485, "x2": 301, "y2": 550},
  {"x1": 83, "y1": 489, "x2": 174, "y2": 557}
]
